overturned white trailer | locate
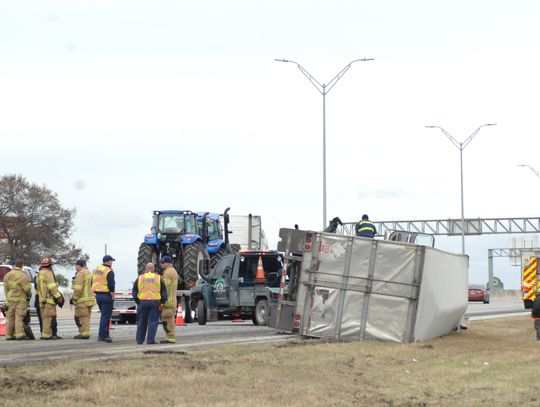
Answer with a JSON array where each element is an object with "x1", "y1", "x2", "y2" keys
[{"x1": 270, "y1": 229, "x2": 468, "y2": 343}]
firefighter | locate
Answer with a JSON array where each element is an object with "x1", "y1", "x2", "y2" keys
[
  {"x1": 355, "y1": 214, "x2": 377, "y2": 238},
  {"x1": 132, "y1": 262, "x2": 167, "y2": 345},
  {"x1": 159, "y1": 256, "x2": 178, "y2": 344},
  {"x1": 37, "y1": 257, "x2": 64, "y2": 340},
  {"x1": 92, "y1": 255, "x2": 116, "y2": 343},
  {"x1": 71, "y1": 259, "x2": 96, "y2": 339},
  {"x1": 3, "y1": 259, "x2": 32, "y2": 340}
]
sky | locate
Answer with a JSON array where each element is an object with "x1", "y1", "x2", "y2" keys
[{"x1": 1, "y1": 1, "x2": 540, "y2": 289}]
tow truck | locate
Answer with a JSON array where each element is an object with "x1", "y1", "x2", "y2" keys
[{"x1": 189, "y1": 250, "x2": 283, "y2": 325}]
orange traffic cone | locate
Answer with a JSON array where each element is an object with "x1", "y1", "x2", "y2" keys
[
  {"x1": 109, "y1": 320, "x2": 114, "y2": 330},
  {"x1": 175, "y1": 302, "x2": 186, "y2": 326},
  {"x1": 253, "y1": 256, "x2": 266, "y2": 283},
  {"x1": 0, "y1": 310, "x2": 6, "y2": 336}
]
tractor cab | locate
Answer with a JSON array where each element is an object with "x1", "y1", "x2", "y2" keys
[{"x1": 147, "y1": 210, "x2": 200, "y2": 245}]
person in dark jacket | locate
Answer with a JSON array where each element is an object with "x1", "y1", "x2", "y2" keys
[
  {"x1": 532, "y1": 289, "x2": 540, "y2": 340},
  {"x1": 132, "y1": 262, "x2": 168, "y2": 345},
  {"x1": 355, "y1": 214, "x2": 377, "y2": 238}
]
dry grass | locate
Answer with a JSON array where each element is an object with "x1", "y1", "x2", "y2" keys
[{"x1": 1, "y1": 316, "x2": 539, "y2": 407}]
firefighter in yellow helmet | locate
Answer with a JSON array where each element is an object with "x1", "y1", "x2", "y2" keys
[
  {"x1": 159, "y1": 256, "x2": 178, "y2": 344},
  {"x1": 71, "y1": 259, "x2": 96, "y2": 339},
  {"x1": 36, "y1": 257, "x2": 64, "y2": 340},
  {"x1": 3, "y1": 259, "x2": 32, "y2": 340}
]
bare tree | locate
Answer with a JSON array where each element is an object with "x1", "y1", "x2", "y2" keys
[{"x1": 0, "y1": 174, "x2": 87, "y2": 266}]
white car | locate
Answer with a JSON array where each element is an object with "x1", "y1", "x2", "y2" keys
[{"x1": 0, "y1": 264, "x2": 37, "y2": 316}]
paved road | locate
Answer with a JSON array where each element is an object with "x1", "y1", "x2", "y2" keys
[
  {"x1": 0, "y1": 296, "x2": 528, "y2": 366},
  {"x1": 0, "y1": 318, "x2": 294, "y2": 366},
  {"x1": 466, "y1": 296, "x2": 526, "y2": 317}
]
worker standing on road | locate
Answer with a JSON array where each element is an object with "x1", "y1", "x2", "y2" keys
[
  {"x1": 355, "y1": 214, "x2": 377, "y2": 238},
  {"x1": 33, "y1": 270, "x2": 58, "y2": 337},
  {"x1": 92, "y1": 255, "x2": 116, "y2": 343},
  {"x1": 132, "y1": 262, "x2": 167, "y2": 345},
  {"x1": 71, "y1": 259, "x2": 96, "y2": 339},
  {"x1": 37, "y1": 257, "x2": 64, "y2": 340},
  {"x1": 159, "y1": 256, "x2": 178, "y2": 344},
  {"x1": 532, "y1": 288, "x2": 540, "y2": 340},
  {"x1": 3, "y1": 259, "x2": 32, "y2": 340}
]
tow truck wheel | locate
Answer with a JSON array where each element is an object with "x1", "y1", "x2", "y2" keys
[
  {"x1": 254, "y1": 299, "x2": 269, "y2": 326},
  {"x1": 197, "y1": 300, "x2": 207, "y2": 325}
]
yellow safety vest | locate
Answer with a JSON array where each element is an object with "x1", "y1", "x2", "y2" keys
[
  {"x1": 92, "y1": 264, "x2": 111, "y2": 293},
  {"x1": 137, "y1": 273, "x2": 161, "y2": 301}
]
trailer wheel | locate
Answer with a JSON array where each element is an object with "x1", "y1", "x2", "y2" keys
[
  {"x1": 183, "y1": 241, "x2": 205, "y2": 285},
  {"x1": 254, "y1": 299, "x2": 269, "y2": 326},
  {"x1": 210, "y1": 247, "x2": 227, "y2": 269},
  {"x1": 197, "y1": 300, "x2": 207, "y2": 325}
]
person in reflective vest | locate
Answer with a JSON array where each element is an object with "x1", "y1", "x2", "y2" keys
[
  {"x1": 36, "y1": 257, "x2": 64, "y2": 340},
  {"x1": 355, "y1": 214, "x2": 377, "y2": 238},
  {"x1": 71, "y1": 259, "x2": 96, "y2": 339},
  {"x1": 34, "y1": 271, "x2": 58, "y2": 337},
  {"x1": 92, "y1": 255, "x2": 116, "y2": 343},
  {"x1": 159, "y1": 256, "x2": 179, "y2": 344},
  {"x1": 132, "y1": 262, "x2": 167, "y2": 345},
  {"x1": 4, "y1": 260, "x2": 32, "y2": 340}
]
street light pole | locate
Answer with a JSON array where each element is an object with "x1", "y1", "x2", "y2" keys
[
  {"x1": 275, "y1": 58, "x2": 374, "y2": 229},
  {"x1": 425, "y1": 124, "x2": 497, "y2": 254},
  {"x1": 518, "y1": 164, "x2": 540, "y2": 179}
]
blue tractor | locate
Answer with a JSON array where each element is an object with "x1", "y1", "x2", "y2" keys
[
  {"x1": 196, "y1": 207, "x2": 240, "y2": 269},
  {"x1": 137, "y1": 210, "x2": 210, "y2": 293}
]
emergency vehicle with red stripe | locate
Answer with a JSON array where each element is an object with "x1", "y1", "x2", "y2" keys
[{"x1": 522, "y1": 257, "x2": 538, "y2": 309}]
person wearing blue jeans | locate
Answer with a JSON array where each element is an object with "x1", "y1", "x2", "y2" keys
[
  {"x1": 92, "y1": 255, "x2": 116, "y2": 343},
  {"x1": 132, "y1": 262, "x2": 167, "y2": 345}
]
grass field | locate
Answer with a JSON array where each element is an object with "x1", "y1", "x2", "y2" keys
[{"x1": 0, "y1": 316, "x2": 539, "y2": 407}]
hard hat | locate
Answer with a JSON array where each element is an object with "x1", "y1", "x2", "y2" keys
[{"x1": 40, "y1": 257, "x2": 53, "y2": 267}]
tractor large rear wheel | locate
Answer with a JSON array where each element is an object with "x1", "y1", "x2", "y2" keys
[
  {"x1": 137, "y1": 243, "x2": 157, "y2": 275},
  {"x1": 210, "y1": 247, "x2": 227, "y2": 270},
  {"x1": 183, "y1": 242, "x2": 205, "y2": 286},
  {"x1": 230, "y1": 244, "x2": 241, "y2": 254}
]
